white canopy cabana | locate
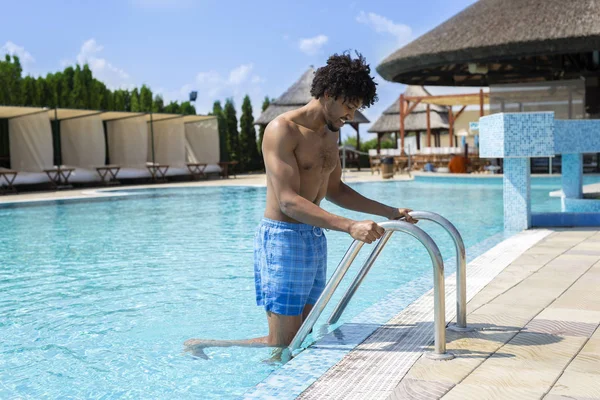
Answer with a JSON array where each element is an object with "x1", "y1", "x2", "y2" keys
[
  {"x1": 9, "y1": 109, "x2": 54, "y2": 172},
  {"x1": 104, "y1": 112, "x2": 149, "y2": 179},
  {"x1": 184, "y1": 115, "x2": 221, "y2": 174},
  {"x1": 0, "y1": 107, "x2": 54, "y2": 186},
  {"x1": 1, "y1": 105, "x2": 218, "y2": 186},
  {"x1": 55, "y1": 110, "x2": 106, "y2": 183},
  {"x1": 147, "y1": 114, "x2": 187, "y2": 174}
]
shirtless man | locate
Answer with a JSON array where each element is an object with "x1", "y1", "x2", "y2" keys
[{"x1": 185, "y1": 52, "x2": 416, "y2": 358}]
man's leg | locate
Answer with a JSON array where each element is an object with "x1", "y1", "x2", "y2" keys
[
  {"x1": 302, "y1": 304, "x2": 314, "y2": 322},
  {"x1": 183, "y1": 311, "x2": 303, "y2": 358}
]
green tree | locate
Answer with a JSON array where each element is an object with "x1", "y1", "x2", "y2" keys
[
  {"x1": 103, "y1": 87, "x2": 113, "y2": 110},
  {"x1": 343, "y1": 136, "x2": 394, "y2": 152},
  {"x1": 35, "y1": 77, "x2": 50, "y2": 107},
  {"x1": 45, "y1": 72, "x2": 60, "y2": 108},
  {"x1": 9, "y1": 56, "x2": 23, "y2": 105},
  {"x1": 239, "y1": 95, "x2": 261, "y2": 171},
  {"x1": 0, "y1": 56, "x2": 9, "y2": 104},
  {"x1": 82, "y1": 64, "x2": 94, "y2": 108},
  {"x1": 123, "y1": 90, "x2": 132, "y2": 111},
  {"x1": 0, "y1": 55, "x2": 24, "y2": 105},
  {"x1": 152, "y1": 95, "x2": 165, "y2": 113},
  {"x1": 90, "y1": 80, "x2": 106, "y2": 110},
  {"x1": 20, "y1": 76, "x2": 36, "y2": 106},
  {"x1": 113, "y1": 90, "x2": 125, "y2": 111},
  {"x1": 223, "y1": 98, "x2": 239, "y2": 162},
  {"x1": 163, "y1": 101, "x2": 181, "y2": 114},
  {"x1": 130, "y1": 88, "x2": 140, "y2": 112},
  {"x1": 212, "y1": 100, "x2": 228, "y2": 162},
  {"x1": 69, "y1": 65, "x2": 87, "y2": 109},
  {"x1": 139, "y1": 84, "x2": 153, "y2": 112},
  {"x1": 60, "y1": 67, "x2": 74, "y2": 107},
  {"x1": 179, "y1": 101, "x2": 196, "y2": 115},
  {"x1": 258, "y1": 96, "x2": 271, "y2": 156}
]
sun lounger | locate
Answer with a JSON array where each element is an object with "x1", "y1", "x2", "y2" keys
[{"x1": 0, "y1": 168, "x2": 18, "y2": 194}]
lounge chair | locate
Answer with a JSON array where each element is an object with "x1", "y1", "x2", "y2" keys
[{"x1": 368, "y1": 149, "x2": 381, "y2": 175}]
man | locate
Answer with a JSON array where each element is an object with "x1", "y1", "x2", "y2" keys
[{"x1": 185, "y1": 52, "x2": 416, "y2": 358}]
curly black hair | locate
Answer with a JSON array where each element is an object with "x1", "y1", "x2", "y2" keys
[{"x1": 310, "y1": 51, "x2": 378, "y2": 108}]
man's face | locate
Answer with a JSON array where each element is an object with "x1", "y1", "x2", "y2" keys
[{"x1": 323, "y1": 96, "x2": 362, "y2": 132}]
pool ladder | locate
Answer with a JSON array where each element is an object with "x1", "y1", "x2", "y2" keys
[{"x1": 287, "y1": 211, "x2": 474, "y2": 361}]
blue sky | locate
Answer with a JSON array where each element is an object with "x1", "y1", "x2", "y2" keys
[{"x1": 0, "y1": 0, "x2": 478, "y2": 141}]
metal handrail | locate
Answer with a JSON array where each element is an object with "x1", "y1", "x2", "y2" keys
[
  {"x1": 287, "y1": 220, "x2": 454, "y2": 360},
  {"x1": 411, "y1": 211, "x2": 471, "y2": 332},
  {"x1": 327, "y1": 211, "x2": 471, "y2": 332}
]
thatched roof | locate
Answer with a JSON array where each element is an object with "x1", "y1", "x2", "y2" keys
[
  {"x1": 377, "y1": 0, "x2": 600, "y2": 86},
  {"x1": 254, "y1": 67, "x2": 369, "y2": 125},
  {"x1": 369, "y1": 86, "x2": 449, "y2": 133}
]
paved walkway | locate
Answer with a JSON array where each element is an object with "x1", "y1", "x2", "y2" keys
[
  {"x1": 298, "y1": 229, "x2": 600, "y2": 399},
  {"x1": 399, "y1": 228, "x2": 600, "y2": 400}
]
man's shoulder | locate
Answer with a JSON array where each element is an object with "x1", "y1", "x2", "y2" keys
[{"x1": 265, "y1": 115, "x2": 301, "y2": 139}]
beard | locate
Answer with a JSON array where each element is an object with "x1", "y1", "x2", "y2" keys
[{"x1": 326, "y1": 120, "x2": 341, "y2": 132}]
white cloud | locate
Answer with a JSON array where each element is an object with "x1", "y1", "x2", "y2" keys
[
  {"x1": 196, "y1": 70, "x2": 221, "y2": 85},
  {"x1": 1, "y1": 41, "x2": 35, "y2": 70},
  {"x1": 74, "y1": 39, "x2": 131, "y2": 89},
  {"x1": 356, "y1": 11, "x2": 412, "y2": 46},
  {"x1": 228, "y1": 64, "x2": 253, "y2": 85},
  {"x1": 298, "y1": 34, "x2": 328, "y2": 56},
  {"x1": 159, "y1": 63, "x2": 265, "y2": 115}
]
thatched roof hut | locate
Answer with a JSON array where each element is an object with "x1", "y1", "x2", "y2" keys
[
  {"x1": 368, "y1": 86, "x2": 450, "y2": 151},
  {"x1": 377, "y1": 0, "x2": 600, "y2": 88},
  {"x1": 369, "y1": 86, "x2": 448, "y2": 133},
  {"x1": 255, "y1": 67, "x2": 370, "y2": 149}
]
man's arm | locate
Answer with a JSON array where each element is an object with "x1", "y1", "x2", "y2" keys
[
  {"x1": 326, "y1": 158, "x2": 416, "y2": 222},
  {"x1": 263, "y1": 120, "x2": 384, "y2": 243}
]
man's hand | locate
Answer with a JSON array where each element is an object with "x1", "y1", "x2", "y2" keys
[
  {"x1": 349, "y1": 220, "x2": 385, "y2": 244},
  {"x1": 388, "y1": 208, "x2": 418, "y2": 224}
]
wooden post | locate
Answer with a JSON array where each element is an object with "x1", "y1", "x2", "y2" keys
[
  {"x1": 348, "y1": 122, "x2": 360, "y2": 151},
  {"x1": 399, "y1": 94, "x2": 405, "y2": 154},
  {"x1": 479, "y1": 88, "x2": 484, "y2": 117},
  {"x1": 377, "y1": 133, "x2": 382, "y2": 153},
  {"x1": 448, "y1": 108, "x2": 454, "y2": 147},
  {"x1": 426, "y1": 103, "x2": 431, "y2": 147}
]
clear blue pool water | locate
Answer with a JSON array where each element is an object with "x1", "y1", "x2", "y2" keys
[{"x1": 1, "y1": 176, "x2": 597, "y2": 399}]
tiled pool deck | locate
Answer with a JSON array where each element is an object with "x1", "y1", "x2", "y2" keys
[{"x1": 247, "y1": 228, "x2": 600, "y2": 400}]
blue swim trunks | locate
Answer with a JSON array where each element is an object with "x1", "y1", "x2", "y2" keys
[{"x1": 254, "y1": 218, "x2": 327, "y2": 316}]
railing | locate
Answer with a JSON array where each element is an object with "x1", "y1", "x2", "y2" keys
[
  {"x1": 287, "y1": 218, "x2": 457, "y2": 361},
  {"x1": 327, "y1": 211, "x2": 472, "y2": 333}
]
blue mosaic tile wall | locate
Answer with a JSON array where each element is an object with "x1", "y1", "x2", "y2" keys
[
  {"x1": 561, "y1": 154, "x2": 583, "y2": 200},
  {"x1": 479, "y1": 112, "x2": 554, "y2": 158},
  {"x1": 479, "y1": 111, "x2": 600, "y2": 229},
  {"x1": 563, "y1": 198, "x2": 600, "y2": 213},
  {"x1": 503, "y1": 158, "x2": 531, "y2": 231},
  {"x1": 532, "y1": 212, "x2": 600, "y2": 227},
  {"x1": 478, "y1": 113, "x2": 504, "y2": 158},
  {"x1": 554, "y1": 120, "x2": 600, "y2": 154}
]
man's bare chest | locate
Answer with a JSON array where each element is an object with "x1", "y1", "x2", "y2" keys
[{"x1": 295, "y1": 140, "x2": 338, "y2": 174}]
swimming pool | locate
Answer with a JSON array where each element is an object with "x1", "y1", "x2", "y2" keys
[{"x1": 0, "y1": 177, "x2": 588, "y2": 398}]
